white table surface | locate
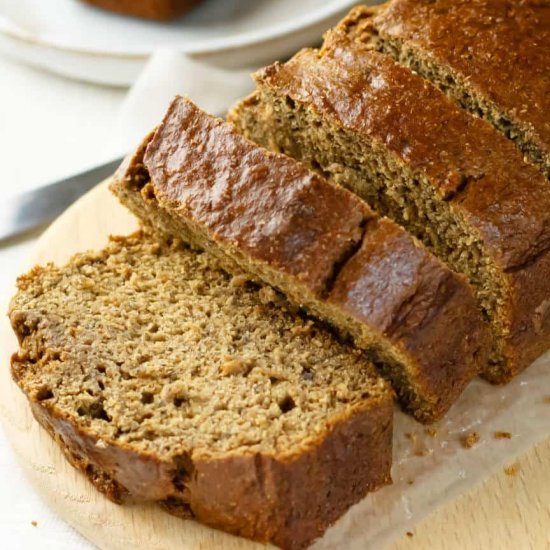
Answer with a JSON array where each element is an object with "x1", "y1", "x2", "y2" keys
[{"x1": 0, "y1": 52, "x2": 125, "y2": 549}]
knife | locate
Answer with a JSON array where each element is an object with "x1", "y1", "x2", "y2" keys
[{"x1": 0, "y1": 157, "x2": 124, "y2": 245}]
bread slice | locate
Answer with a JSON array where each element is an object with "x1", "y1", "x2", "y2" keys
[
  {"x1": 81, "y1": 0, "x2": 202, "y2": 20},
  {"x1": 111, "y1": 96, "x2": 489, "y2": 423},
  {"x1": 9, "y1": 233, "x2": 393, "y2": 550},
  {"x1": 228, "y1": 11, "x2": 550, "y2": 383},
  {"x1": 367, "y1": 1, "x2": 550, "y2": 178}
]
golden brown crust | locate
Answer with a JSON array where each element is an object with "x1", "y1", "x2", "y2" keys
[
  {"x1": 112, "y1": 97, "x2": 489, "y2": 421},
  {"x1": 371, "y1": 0, "x2": 550, "y2": 173},
  {"x1": 14, "y1": 355, "x2": 392, "y2": 550},
  {"x1": 256, "y1": 41, "x2": 550, "y2": 272},
  {"x1": 81, "y1": 0, "x2": 201, "y2": 20},
  {"x1": 144, "y1": 97, "x2": 372, "y2": 296},
  {"x1": 328, "y1": 219, "x2": 486, "y2": 409},
  {"x1": 252, "y1": 25, "x2": 550, "y2": 380},
  {"x1": 496, "y1": 251, "x2": 550, "y2": 382}
]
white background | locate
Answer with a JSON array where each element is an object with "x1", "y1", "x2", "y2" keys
[{"x1": 0, "y1": 53, "x2": 124, "y2": 549}]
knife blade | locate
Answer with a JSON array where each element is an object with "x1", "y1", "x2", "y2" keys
[{"x1": 0, "y1": 157, "x2": 124, "y2": 245}]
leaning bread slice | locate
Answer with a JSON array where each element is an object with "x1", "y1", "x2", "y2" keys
[
  {"x1": 228, "y1": 11, "x2": 550, "y2": 383},
  {"x1": 111, "y1": 96, "x2": 488, "y2": 423},
  {"x1": 368, "y1": 0, "x2": 550, "y2": 177},
  {"x1": 9, "y1": 233, "x2": 393, "y2": 550}
]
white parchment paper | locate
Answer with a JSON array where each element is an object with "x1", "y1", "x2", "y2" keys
[{"x1": 316, "y1": 351, "x2": 550, "y2": 548}]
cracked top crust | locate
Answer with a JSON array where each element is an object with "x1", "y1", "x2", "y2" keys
[
  {"x1": 113, "y1": 97, "x2": 489, "y2": 421},
  {"x1": 144, "y1": 96, "x2": 373, "y2": 296},
  {"x1": 372, "y1": 0, "x2": 550, "y2": 161},
  {"x1": 255, "y1": 29, "x2": 550, "y2": 273}
]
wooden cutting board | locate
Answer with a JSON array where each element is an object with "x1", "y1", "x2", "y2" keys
[{"x1": 0, "y1": 181, "x2": 548, "y2": 550}]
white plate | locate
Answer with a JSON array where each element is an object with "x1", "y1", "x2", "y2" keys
[{"x1": 0, "y1": 0, "x2": 367, "y2": 85}]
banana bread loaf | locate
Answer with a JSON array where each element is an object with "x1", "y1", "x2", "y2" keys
[
  {"x1": 111, "y1": 96, "x2": 489, "y2": 423},
  {"x1": 81, "y1": 0, "x2": 201, "y2": 20},
  {"x1": 369, "y1": 0, "x2": 550, "y2": 178},
  {"x1": 9, "y1": 233, "x2": 393, "y2": 550},
  {"x1": 229, "y1": 9, "x2": 550, "y2": 383}
]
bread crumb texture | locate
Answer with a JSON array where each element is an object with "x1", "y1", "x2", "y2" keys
[{"x1": 10, "y1": 235, "x2": 388, "y2": 459}]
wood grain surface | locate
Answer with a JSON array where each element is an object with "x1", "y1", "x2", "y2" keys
[{"x1": 0, "y1": 181, "x2": 548, "y2": 550}]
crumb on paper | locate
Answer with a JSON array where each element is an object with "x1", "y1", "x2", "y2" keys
[
  {"x1": 31, "y1": 521, "x2": 38, "y2": 527},
  {"x1": 494, "y1": 431, "x2": 512, "y2": 440},
  {"x1": 460, "y1": 431, "x2": 480, "y2": 449},
  {"x1": 504, "y1": 462, "x2": 520, "y2": 476},
  {"x1": 405, "y1": 432, "x2": 429, "y2": 457},
  {"x1": 424, "y1": 427, "x2": 438, "y2": 438},
  {"x1": 407, "y1": 479, "x2": 414, "y2": 485},
  {"x1": 406, "y1": 531, "x2": 414, "y2": 538}
]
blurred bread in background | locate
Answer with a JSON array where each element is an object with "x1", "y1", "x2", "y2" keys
[{"x1": 81, "y1": 0, "x2": 203, "y2": 20}]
